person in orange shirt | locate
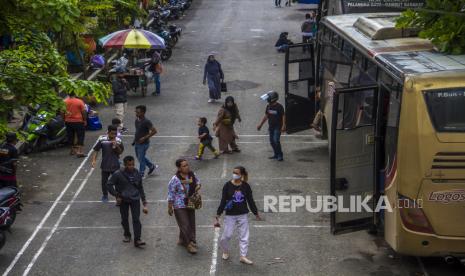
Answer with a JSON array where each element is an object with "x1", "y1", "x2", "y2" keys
[{"x1": 64, "y1": 92, "x2": 87, "y2": 157}]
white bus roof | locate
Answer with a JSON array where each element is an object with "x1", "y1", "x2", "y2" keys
[{"x1": 322, "y1": 13, "x2": 465, "y2": 80}]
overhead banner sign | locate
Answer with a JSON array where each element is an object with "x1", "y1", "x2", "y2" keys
[{"x1": 341, "y1": 0, "x2": 425, "y2": 14}]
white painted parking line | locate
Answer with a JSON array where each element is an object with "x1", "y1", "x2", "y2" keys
[
  {"x1": 121, "y1": 142, "x2": 326, "y2": 145},
  {"x1": 253, "y1": 225, "x2": 329, "y2": 228},
  {"x1": 38, "y1": 224, "x2": 328, "y2": 230},
  {"x1": 120, "y1": 134, "x2": 315, "y2": 138},
  {"x1": 221, "y1": 155, "x2": 228, "y2": 179},
  {"x1": 141, "y1": 177, "x2": 328, "y2": 181},
  {"x1": 23, "y1": 168, "x2": 95, "y2": 276},
  {"x1": 2, "y1": 146, "x2": 95, "y2": 276},
  {"x1": 210, "y1": 227, "x2": 221, "y2": 276}
]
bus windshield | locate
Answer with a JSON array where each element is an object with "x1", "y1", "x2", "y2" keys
[{"x1": 424, "y1": 88, "x2": 465, "y2": 132}]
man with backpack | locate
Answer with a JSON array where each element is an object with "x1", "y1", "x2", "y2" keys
[{"x1": 301, "y1": 12, "x2": 316, "y2": 52}]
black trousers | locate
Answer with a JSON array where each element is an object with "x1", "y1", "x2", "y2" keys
[
  {"x1": 174, "y1": 208, "x2": 196, "y2": 246},
  {"x1": 65, "y1": 122, "x2": 85, "y2": 146},
  {"x1": 120, "y1": 200, "x2": 142, "y2": 241},
  {"x1": 275, "y1": 0, "x2": 281, "y2": 6},
  {"x1": 101, "y1": 170, "x2": 115, "y2": 196}
]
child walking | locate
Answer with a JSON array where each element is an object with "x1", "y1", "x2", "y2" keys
[{"x1": 196, "y1": 117, "x2": 219, "y2": 160}]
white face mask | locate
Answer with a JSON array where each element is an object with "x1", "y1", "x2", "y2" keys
[{"x1": 232, "y1": 173, "x2": 241, "y2": 180}]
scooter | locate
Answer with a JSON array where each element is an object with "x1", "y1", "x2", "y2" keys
[
  {"x1": 0, "y1": 207, "x2": 12, "y2": 250},
  {"x1": 22, "y1": 107, "x2": 67, "y2": 153},
  {"x1": 147, "y1": 17, "x2": 182, "y2": 45},
  {"x1": 0, "y1": 186, "x2": 21, "y2": 229}
]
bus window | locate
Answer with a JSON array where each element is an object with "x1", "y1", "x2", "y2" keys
[
  {"x1": 337, "y1": 89, "x2": 375, "y2": 129},
  {"x1": 424, "y1": 88, "x2": 465, "y2": 132}
]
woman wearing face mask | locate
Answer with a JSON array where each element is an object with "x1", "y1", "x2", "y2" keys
[
  {"x1": 216, "y1": 166, "x2": 262, "y2": 265},
  {"x1": 202, "y1": 54, "x2": 224, "y2": 103},
  {"x1": 213, "y1": 96, "x2": 242, "y2": 154},
  {"x1": 167, "y1": 159, "x2": 201, "y2": 254}
]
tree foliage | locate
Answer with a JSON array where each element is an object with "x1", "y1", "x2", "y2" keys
[
  {"x1": 0, "y1": 0, "x2": 112, "y2": 137},
  {"x1": 396, "y1": 0, "x2": 465, "y2": 54}
]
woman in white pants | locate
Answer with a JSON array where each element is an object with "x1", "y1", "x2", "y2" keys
[{"x1": 216, "y1": 166, "x2": 262, "y2": 265}]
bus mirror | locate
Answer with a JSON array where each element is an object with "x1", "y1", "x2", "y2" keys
[{"x1": 335, "y1": 178, "x2": 348, "y2": 190}]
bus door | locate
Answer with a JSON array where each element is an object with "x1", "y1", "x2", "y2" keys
[
  {"x1": 330, "y1": 85, "x2": 379, "y2": 234},
  {"x1": 284, "y1": 42, "x2": 316, "y2": 134}
]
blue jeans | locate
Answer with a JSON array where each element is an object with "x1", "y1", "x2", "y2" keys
[
  {"x1": 269, "y1": 128, "x2": 283, "y2": 159},
  {"x1": 135, "y1": 143, "x2": 154, "y2": 175},
  {"x1": 153, "y1": 73, "x2": 160, "y2": 94}
]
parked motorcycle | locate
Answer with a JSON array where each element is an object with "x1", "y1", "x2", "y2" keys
[
  {"x1": 0, "y1": 207, "x2": 12, "y2": 250},
  {"x1": 146, "y1": 16, "x2": 182, "y2": 46},
  {"x1": 21, "y1": 107, "x2": 67, "y2": 154},
  {"x1": 0, "y1": 186, "x2": 21, "y2": 229}
]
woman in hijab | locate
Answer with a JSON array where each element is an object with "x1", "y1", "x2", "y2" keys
[
  {"x1": 202, "y1": 54, "x2": 224, "y2": 103},
  {"x1": 213, "y1": 96, "x2": 241, "y2": 154}
]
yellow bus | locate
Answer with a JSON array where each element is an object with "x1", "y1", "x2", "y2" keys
[{"x1": 311, "y1": 12, "x2": 465, "y2": 257}]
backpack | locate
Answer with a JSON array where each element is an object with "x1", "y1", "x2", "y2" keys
[{"x1": 301, "y1": 20, "x2": 314, "y2": 33}]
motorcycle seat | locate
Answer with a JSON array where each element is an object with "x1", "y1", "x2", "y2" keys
[{"x1": 0, "y1": 187, "x2": 16, "y2": 202}]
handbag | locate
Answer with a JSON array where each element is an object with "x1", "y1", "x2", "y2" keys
[
  {"x1": 181, "y1": 177, "x2": 202, "y2": 210},
  {"x1": 220, "y1": 81, "x2": 227, "y2": 92}
]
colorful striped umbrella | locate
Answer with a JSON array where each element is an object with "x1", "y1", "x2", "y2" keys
[{"x1": 98, "y1": 29, "x2": 165, "y2": 49}]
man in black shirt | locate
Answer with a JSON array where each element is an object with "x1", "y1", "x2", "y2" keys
[
  {"x1": 0, "y1": 132, "x2": 19, "y2": 188},
  {"x1": 257, "y1": 91, "x2": 286, "y2": 161},
  {"x1": 91, "y1": 125, "x2": 124, "y2": 202},
  {"x1": 133, "y1": 105, "x2": 158, "y2": 177},
  {"x1": 107, "y1": 155, "x2": 148, "y2": 248}
]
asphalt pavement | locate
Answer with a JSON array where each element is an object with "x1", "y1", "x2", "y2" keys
[{"x1": 1, "y1": 0, "x2": 464, "y2": 275}]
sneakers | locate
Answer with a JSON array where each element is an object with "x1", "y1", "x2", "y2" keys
[
  {"x1": 240, "y1": 256, "x2": 254, "y2": 265},
  {"x1": 101, "y1": 195, "x2": 109, "y2": 202},
  {"x1": 277, "y1": 157, "x2": 284, "y2": 161},
  {"x1": 268, "y1": 156, "x2": 277, "y2": 159},
  {"x1": 134, "y1": 240, "x2": 146, "y2": 248},
  {"x1": 232, "y1": 148, "x2": 241, "y2": 153},
  {"x1": 214, "y1": 152, "x2": 220, "y2": 159},
  {"x1": 208, "y1": 99, "x2": 214, "y2": 103},
  {"x1": 222, "y1": 253, "x2": 229, "y2": 260},
  {"x1": 123, "y1": 236, "x2": 131, "y2": 243},
  {"x1": 186, "y1": 242, "x2": 197, "y2": 254},
  {"x1": 147, "y1": 164, "x2": 159, "y2": 175},
  {"x1": 195, "y1": 156, "x2": 202, "y2": 160}
]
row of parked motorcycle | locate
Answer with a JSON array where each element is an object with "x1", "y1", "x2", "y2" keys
[{"x1": 145, "y1": 0, "x2": 193, "y2": 61}]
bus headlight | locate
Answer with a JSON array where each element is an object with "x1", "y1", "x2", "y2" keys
[{"x1": 398, "y1": 194, "x2": 434, "y2": 234}]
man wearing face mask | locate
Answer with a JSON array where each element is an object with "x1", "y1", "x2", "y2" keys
[{"x1": 216, "y1": 166, "x2": 261, "y2": 265}]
